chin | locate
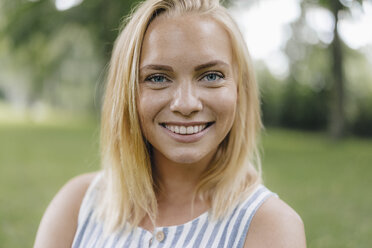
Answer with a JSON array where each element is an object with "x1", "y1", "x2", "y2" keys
[
  {"x1": 152, "y1": 146, "x2": 217, "y2": 166},
  {"x1": 166, "y1": 148, "x2": 215, "y2": 166},
  {"x1": 169, "y1": 154, "x2": 204, "y2": 165}
]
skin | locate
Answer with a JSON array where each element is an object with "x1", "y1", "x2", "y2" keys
[
  {"x1": 138, "y1": 14, "x2": 237, "y2": 229},
  {"x1": 34, "y1": 172, "x2": 97, "y2": 248},
  {"x1": 138, "y1": 14, "x2": 237, "y2": 166},
  {"x1": 34, "y1": 14, "x2": 306, "y2": 248}
]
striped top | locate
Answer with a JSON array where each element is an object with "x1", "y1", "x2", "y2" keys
[{"x1": 72, "y1": 173, "x2": 276, "y2": 248}]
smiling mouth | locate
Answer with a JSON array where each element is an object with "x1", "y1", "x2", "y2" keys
[{"x1": 160, "y1": 122, "x2": 214, "y2": 135}]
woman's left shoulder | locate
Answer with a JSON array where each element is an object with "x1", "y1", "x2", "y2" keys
[{"x1": 244, "y1": 195, "x2": 307, "y2": 248}]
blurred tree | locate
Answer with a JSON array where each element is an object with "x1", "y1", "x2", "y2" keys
[
  {"x1": 284, "y1": 0, "x2": 363, "y2": 138},
  {"x1": 0, "y1": 0, "x2": 140, "y2": 105},
  {"x1": 311, "y1": 0, "x2": 363, "y2": 139},
  {"x1": 2, "y1": 0, "x2": 233, "y2": 58},
  {"x1": 2, "y1": 0, "x2": 141, "y2": 58},
  {"x1": 320, "y1": 0, "x2": 346, "y2": 138}
]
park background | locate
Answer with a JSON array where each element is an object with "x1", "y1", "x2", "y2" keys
[{"x1": 0, "y1": 0, "x2": 371, "y2": 247}]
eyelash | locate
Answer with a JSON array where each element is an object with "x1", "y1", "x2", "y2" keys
[
  {"x1": 145, "y1": 74, "x2": 170, "y2": 83},
  {"x1": 200, "y1": 72, "x2": 224, "y2": 82},
  {"x1": 144, "y1": 72, "x2": 225, "y2": 84}
]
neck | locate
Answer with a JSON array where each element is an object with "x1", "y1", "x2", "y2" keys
[
  {"x1": 152, "y1": 150, "x2": 214, "y2": 204},
  {"x1": 140, "y1": 149, "x2": 215, "y2": 229}
]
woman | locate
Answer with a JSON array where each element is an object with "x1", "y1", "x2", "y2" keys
[{"x1": 35, "y1": 0, "x2": 306, "y2": 247}]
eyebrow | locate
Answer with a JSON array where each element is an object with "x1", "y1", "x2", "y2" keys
[
  {"x1": 140, "y1": 64, "x2": 173, "y2": 72},
  {"x1": 140, "y1": 60, "x2": 229, "y2": 72},
  {"x1": 194, "y1": 60, "x2": 229, "y2": 71}
]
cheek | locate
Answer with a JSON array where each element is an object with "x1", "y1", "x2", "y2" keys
[
  {"x1": 215, "y1": 88, "x2": 238, "y2": 126},
  {"x1": 137, "y1": 92, "x2": 153, "y2": 136},
  {"x1": 137, "y1": 89, "x2": 168, "y2": 133}
]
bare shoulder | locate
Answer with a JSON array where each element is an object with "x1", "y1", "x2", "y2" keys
[
  {"x1": 244, "y1": 195, "x2": 306, "y2": 248},
  {"x1": 34, "y1": 171, "x2": 99, "y2": 248}
]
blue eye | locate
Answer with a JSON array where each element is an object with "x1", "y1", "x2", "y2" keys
[
  {"x1": 202, "y1": 73, "x2": 223, "y2": 82},
  {"x1": 146, "y1": 75, "x2": 168, "y2": 83}
]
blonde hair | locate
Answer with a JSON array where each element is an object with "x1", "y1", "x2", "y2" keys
[{"x1": 99, "y1": 0, "x2": 262, "y2": 232}]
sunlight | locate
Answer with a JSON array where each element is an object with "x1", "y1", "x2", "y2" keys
[
  {"x1": 306, "y1": 7, "x2": 335, "y2": 44},
  {"x1": 55, "y1": 0, "x2": 83, "y2": 11},
  {"x1": 229, "y1": 0, "x2": 300, "y2": 78},
  {"x1": 339, "y1": 0, "x2": 372, "y2": 49},
  {"x1": 230, "y1": 0, "x2": 301, "y2": 60},
  {"x1": 230, "y1": 0, "x2": 372, "y2": 78}
]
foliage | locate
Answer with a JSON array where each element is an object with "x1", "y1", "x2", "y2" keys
[
  {"x1": 260, "y1": 73, "x2": 328, "y2": 131},
  {"x1": 279, "y1": 79, "x2": 328, "y2": 130},
  {"x1": 259, "y1": 68, "x2": 285, "y2": 127},
  {"x1": 0, "y1": 0, "x2": 141, "y2": 107},
  {"x1": 351, "y1": 96, "x2": 372, "y2": 136},
  {"x1": 1, "y1": 0, "x2": 140, "y2": 56},
  {"x1": 268, "y1": 0, "x2": 372, "y2": 136}
]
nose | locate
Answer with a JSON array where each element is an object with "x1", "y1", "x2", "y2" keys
[{"x1": 170, "y1": 81, "x2": 202, "y2": 116}]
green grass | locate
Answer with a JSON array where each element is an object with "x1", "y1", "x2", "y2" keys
[
  {"x1": 0, "y1": 122, "x2": 100, "y2": 247},
  {"x1": 261, "y1": 129, "x2": 372, "y2": 248},
  {"x1": 0, "y1": 123, "x2": 371, "y2": 247}
]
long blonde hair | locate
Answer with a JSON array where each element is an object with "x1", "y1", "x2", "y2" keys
[{"x1": 98, "y1": 0, "x2": 262, "y2": 232}]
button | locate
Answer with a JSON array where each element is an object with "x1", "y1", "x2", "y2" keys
[{"x1": 155, "y1": 231, "x2": 165, "y2": 242}]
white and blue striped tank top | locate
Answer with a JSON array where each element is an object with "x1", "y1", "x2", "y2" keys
[{"x1": 72, "y1": 173, "x2": 277, "y2": 248}]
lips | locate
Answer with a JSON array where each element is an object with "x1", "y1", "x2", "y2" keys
[{"x1": 160, "y1": 122, "x2": 214, "y2": 135}]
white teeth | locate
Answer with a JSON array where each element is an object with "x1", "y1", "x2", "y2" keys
[
  {"x1": 164, "y1": 124, "x2": 207, "y2": 135},
  {"x1": 180, "y1": 126, "x2": 186, "y2": 134},
  {"x1": 186, "y1": 126, "x2": 193, "y2": 134}
]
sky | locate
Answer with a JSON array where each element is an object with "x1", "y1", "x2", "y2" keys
[
  {"x1": 54, "y1": 0, "x2": 372, "y2": 78},
  {"x1": 55, "y1": 0, "x2": 83, "y2": 10}
]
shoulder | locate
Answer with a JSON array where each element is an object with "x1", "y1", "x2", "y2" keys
[
  {"x1": 34, "y1": 172, "x2": 99, "y2": 248},
  {"x1": 244, "y1": 195, "x2": 306, "y2": 248}
]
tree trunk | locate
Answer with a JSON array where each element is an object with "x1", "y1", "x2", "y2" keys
[{"x1": 329, "y1": 1, "x2": 346, "y2": 139}]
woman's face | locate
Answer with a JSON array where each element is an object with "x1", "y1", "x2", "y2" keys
[{"x1": 138, "y1": 14, "x2": 237, "y2": 165}]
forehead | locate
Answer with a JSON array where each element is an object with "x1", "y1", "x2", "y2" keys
[{"x1": 140, "y1": 14, "x2": 233, "y2": 66}]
